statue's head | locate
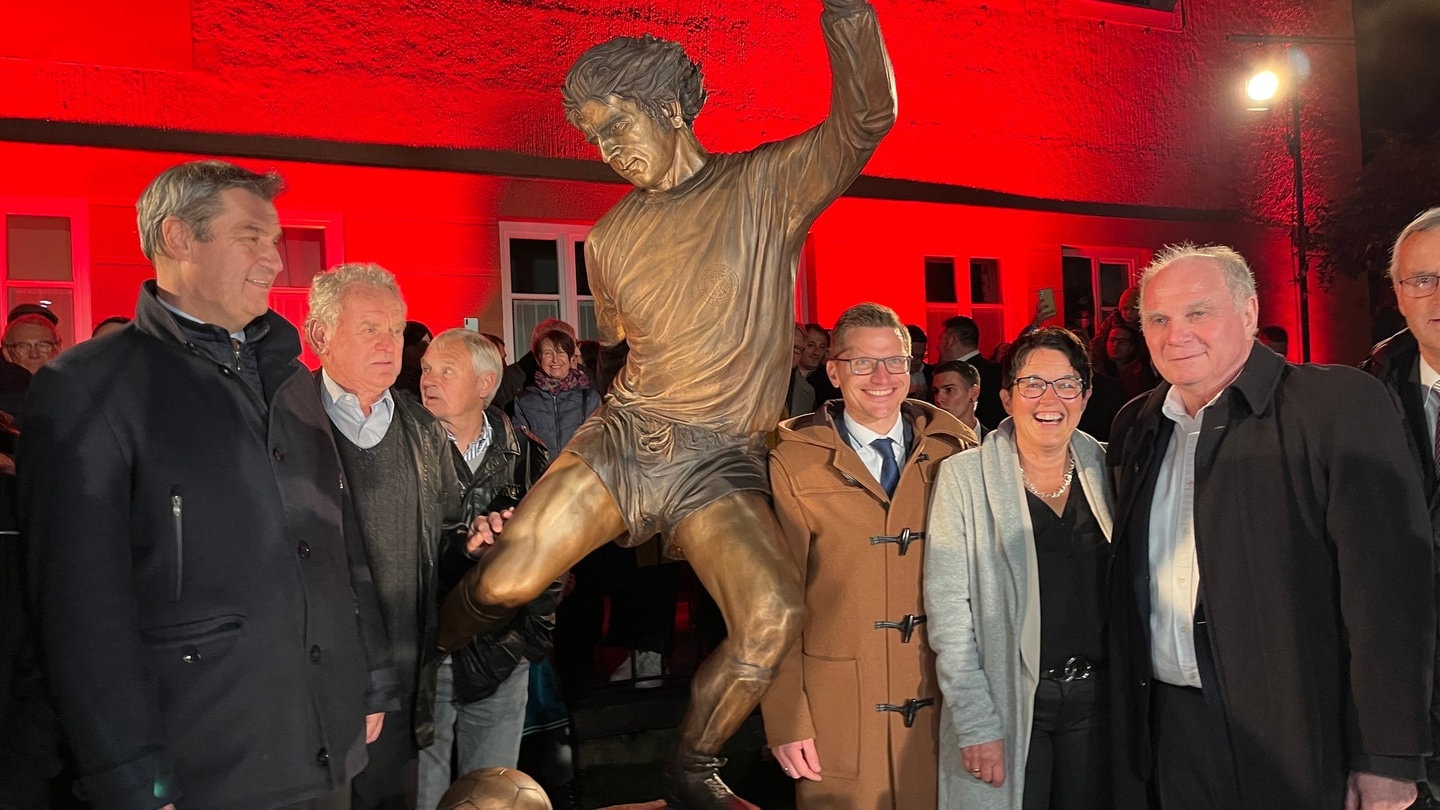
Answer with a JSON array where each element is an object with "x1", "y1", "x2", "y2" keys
[{"x1": 562, "y1": 35, "x2": 708, "y2": 190}]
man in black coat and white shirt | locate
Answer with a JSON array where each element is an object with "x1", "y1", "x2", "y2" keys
[
  {"x1": 1108, "y1": 244, "x2": 1433, "y2": 810},
  {"x1": 20, "y1": 161, "x2": 397, "y2": 810}
]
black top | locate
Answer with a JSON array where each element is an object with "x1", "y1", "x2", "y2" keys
[{"x1": 1027, "y1": 477, "x2": 1110, "y2": 670}]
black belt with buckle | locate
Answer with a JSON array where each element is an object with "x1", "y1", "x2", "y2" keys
[{"x1": 1039, "y1": 655, "x2": 1102, "y2": 683}]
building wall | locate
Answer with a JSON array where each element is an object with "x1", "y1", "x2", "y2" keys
[
  {"x1": 0, "y1": 0, "x2": 1368, "y2": 360},
  {"x1": 1, "y1": 0, "x2": 1360, "y2": 207}
]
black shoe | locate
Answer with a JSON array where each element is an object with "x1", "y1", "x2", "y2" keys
[{"x1": 664, "y1": 754, "x2": 749, "y2": 809}]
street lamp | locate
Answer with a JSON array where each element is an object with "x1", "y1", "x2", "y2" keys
[
  {"x1": 1246, "y1": 59, "x2": 1310, "y2": 361},
  {"x1": 1229, "y1": 33, "x2": 1352, "y2": 364}
]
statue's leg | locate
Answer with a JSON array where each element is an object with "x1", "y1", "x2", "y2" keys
[
  {"x1": 663, "y1": 491, "x2": 804, "y2": 809},
  {"x1": 438, "y1": 452, "x2": 626, "y2": 651}
]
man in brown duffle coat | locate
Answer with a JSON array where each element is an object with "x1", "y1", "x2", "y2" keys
[{"x1": 763, "y1": 303, "x2": 976, "y2": 808}]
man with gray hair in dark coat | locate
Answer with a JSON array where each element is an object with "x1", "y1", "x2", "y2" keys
[
  {"x1": 21, "y1": 159, "x2": 397, "y2": 810},
  {"x1": 306, "y1": 262, "x2": 465, "y2": 810}
]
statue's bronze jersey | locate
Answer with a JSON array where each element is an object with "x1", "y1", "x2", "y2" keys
[{"x1": 584, "y1": 0, "x2": 895, "y2": 438}]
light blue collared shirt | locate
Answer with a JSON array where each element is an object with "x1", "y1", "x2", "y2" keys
[{"x1": 319, "y1": 369, "x2": 395, "y2": 449}]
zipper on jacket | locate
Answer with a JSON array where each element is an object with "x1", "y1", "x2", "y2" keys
[
  {"x1": 171, "y1": 492, "x2": 184, "y2": 601},
  {"x1": 230, "y1": 338, "x2": 242, "y2": 371}
]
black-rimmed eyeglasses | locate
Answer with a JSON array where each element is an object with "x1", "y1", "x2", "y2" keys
[
  {"x1": 1011, "y1": 375, "x2": 1086, "y2": 400},
  {"x1": 832, "y1": 355, "x2": 910, "y2": 375}
]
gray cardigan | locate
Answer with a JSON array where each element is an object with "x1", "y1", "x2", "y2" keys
[{"x1": 924, "y1": 419, "x2": 1113, "y2": 809}]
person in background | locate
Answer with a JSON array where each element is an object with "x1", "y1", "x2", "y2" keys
[
  {"x1": 394, "y1": 320, "x2": 432, "y2": 397},
  {"x1": 907, "y1": 323, "x2": 930, "y2": 399},
  {"x1": 1095, "y1": 321, "x2": 1158, "y2": 399},
  {"x1": 935, "y1": 315, "x2": 1006, "y2": 428},
  {"x1": 91, "y1": 316, "x2": 131, "y2": 339},
  {"x1": 786, "y1": 324, "x2": 817, "y2": 418},
  {"x1": 1092, "y1": 286, "x2": 1140, "y2": 341},
  {"x1": 2, "y1": 314, "x2": 61, "y2": 376},
  {"x1": 927, "y1": 327, "x2": 1115, "y2": 810},
  {"x1": 931, "y1": 359, "x2": 986, "y2": 439},
  {"x1": 764, "y1": 302, "x2": 974, "y2": 808},
  {"x1": 492, "y1": 318, "x2": 578, "y2": 413},
  {"x1": 1256, "y1": 324, "x2": 1288, "y2": 359}
]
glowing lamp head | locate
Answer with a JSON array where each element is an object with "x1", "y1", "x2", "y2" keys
[{"x1": 1246, "y1": 70, "x2": 1280, "y2": 103}]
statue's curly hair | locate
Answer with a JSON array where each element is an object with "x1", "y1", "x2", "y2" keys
[{"x1": 563, "y1": 34, "x2": 707, "y2": 126}]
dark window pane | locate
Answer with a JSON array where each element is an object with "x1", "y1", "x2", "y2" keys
[
  {"x1": 574, "y1": 241, "x2": 591, "y2": 296},
  {"x1": 970, "y1": 258, "x2": 1001, "y2": 304},
  {"x1": 278, "y1": 227, "x2": 326, "y2": 288},
  {"x1": 1099, "y1": 262, "x2": 1129, "y2": 310},
  {"x1": 1062, "y1": 255, "x2": 1095, "y2": 335},
  {"x1": 7, "y1": 215, "x2": 72, "y2": 281},
  {"x1": 925, "y1": 257, "x2": 957, "y2": 303},
  {"x1": 510, "y1": 238, "x2": 560, "y2": 295}
]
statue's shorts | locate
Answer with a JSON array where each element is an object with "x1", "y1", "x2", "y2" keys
[{"x1": 565, "y1": 404, "x2": 769, "y2": 559}]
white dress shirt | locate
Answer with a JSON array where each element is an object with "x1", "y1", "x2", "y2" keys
[
  {"x1": 842, "y1": 411, "x2": 907, "y2": 489},
  {"x1": 1420, "y1": 356, "x2": 1440, "y2": 451},
  {"x1": 1147, "y1": 384, "x2": 1224, "y2": 688}
]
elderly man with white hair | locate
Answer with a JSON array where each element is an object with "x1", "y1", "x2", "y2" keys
[
  {"x1": 306, "y1": 262, "x2": 464, "y2": 810},
  {"x1": 415, "y1": 328, "x2": 554, "y2": 808}
]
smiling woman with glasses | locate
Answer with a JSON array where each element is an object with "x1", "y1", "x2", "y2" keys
[{"x1": 925, "y1": 326, "x2": 1118, "y2": 809}]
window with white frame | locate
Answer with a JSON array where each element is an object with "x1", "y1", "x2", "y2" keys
[
  {"x1": 1060, "y1": 246, "x2": 1143, "y2": 337},
  {"x1": 499, "y1": 222, "x2": 596, "y2": 362},
  {"x1": 0, "y1": 198, "x2": 91, "y2": 346},
  {"x1": 923, "y1": 255, "x2": 1005, "y2": 362}
]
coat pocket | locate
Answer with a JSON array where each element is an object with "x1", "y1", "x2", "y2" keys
[
  {"x1": 801, "y1": 654, "x2": 861, "y2": 779},
  {"x1": 141, "y1": 614, "x2": 245, "y2": 666}
]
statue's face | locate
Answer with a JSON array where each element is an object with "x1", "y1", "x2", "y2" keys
[{"x1": 573, "y1": 95, "x2": 684, "y2": 191}]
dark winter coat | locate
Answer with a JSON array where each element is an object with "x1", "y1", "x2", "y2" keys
[
  {"x1": 1107, "y1": 341, "x2": 1434, "y2": 807},
  {"x1": 20, "y1": 282, "x2": 398, "y2": 810},
  {"x1": 511, "y1": 383, "x2": 599, "y2": 457},
  {"x1": 1361, "y1": 327, "x2": 1440, "y2": 792}
]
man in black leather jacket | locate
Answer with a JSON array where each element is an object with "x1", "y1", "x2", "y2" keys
[{"x1": 416, "y1": 327, "x2": 558, "y2": 809}]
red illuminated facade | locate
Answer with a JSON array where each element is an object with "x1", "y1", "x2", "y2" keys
[{"x1": 0, "y1": 0, "x2": 1366, "y2": 361}]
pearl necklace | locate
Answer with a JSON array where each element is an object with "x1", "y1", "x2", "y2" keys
[{"x1": 1021, "y1": 454, "x2": 1075, "y2": 500}]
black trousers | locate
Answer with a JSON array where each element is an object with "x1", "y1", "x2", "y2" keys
[
  {"x1": 1023, "y1": 676, "x2": 1107, "y2": 810},
  {"x1": 280, "y1": 783, "x2": 351, "y2": 810},
  {"x1": 350, "y1": 706, "x2": 418, "y2": 810},
  {"x1": 1151, "y1": 682, "x2": 1240, "y2": 810}
]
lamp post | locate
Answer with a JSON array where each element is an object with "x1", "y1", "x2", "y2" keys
[
  {"x1": 1243, "y1": 63, "x2": 1310, "y2": 362},
  {"x1": 1229, "y1": 33, "x2": 1352, "y2": 364}
]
